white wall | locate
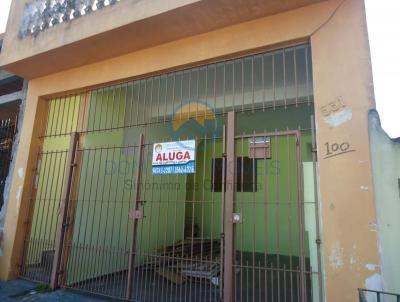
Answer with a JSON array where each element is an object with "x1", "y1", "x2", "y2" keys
[{"x1": 369, "y1": 110, "x2": 400, "y2": 294}]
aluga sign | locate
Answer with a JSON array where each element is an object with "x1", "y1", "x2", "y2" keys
[{"x1": 152, "y1": 140, "x2": 196, "y2": 174}]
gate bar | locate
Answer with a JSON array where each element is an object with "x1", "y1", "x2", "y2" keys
[
  {"x1": 311, "y1": 115, "x2": 324, "y2": 302},
  {"x1": 50, "y1": 132, "x2": 79, "y2": 289},
  {"x1": 126, "y1": 133, "x2": 145, "y2": 300},
  {"x1": 223, "y1": 112, "x2": 235, "y2": 302},
  {"x1": 295, "y1": 130, "x2": 307, "y2": 302}
]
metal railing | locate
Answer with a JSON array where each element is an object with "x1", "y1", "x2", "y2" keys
[
  {"x1": 359, "y1": 288, "x2": 400, "y2": 302},
  {"x1": 0, "y1": 118, "x2": 16, "y2": 210},
  {"x1": 20, "y1": 0, "x2": 122, "y2": 38}
]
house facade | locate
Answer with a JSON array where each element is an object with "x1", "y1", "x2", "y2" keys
[{"x1": 0, "y1": 0, "x2": 391, "y2": 301}]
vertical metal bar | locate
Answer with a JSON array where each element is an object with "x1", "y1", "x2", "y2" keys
[
  {"x1": 220, "y1": 124, "x2": 226, "y2": 302},
  {"x1": 64, "y1": 95, "x2": 72, "y2": 134},
  {"x1": 59, "y1": 96, "x2": 67, "y2": 136},
  {"x1": 239, "y1": 136, "x2": 244, "y2": 302},
  {"x1": 164, "y1": 75, "x2": 169, "y2": 124},
  {"x1": 126, "y1": 134, "x2": 145, "y2": 300},
  {"x1": 287, "y1": 132, "x2": 294, "y2": 302},
  {"x1": 272, "y1": 52, "x2": 276, "y2": 111},
  {"x1": 274, "y1": 131, "x2": 281, "y2": 302},
  {"x1": 156, "y1": 76, "x2": 161, "y2": 123},
  {"x1": 283, "y1": 49, "x2": 287, "y2": 110},
  {"x1": 294, "y1": 47, "x2": 299, "y2": 107},
  {"x1": 311, "y1": 115, "x2": 324, "y2": 302},
  {"x1": 109, "y1": 85, "x2": 119, "y2": 130},
  {"x1": 19, "y1": 149, "x2": 42, "y2": 277},
  {"x1": 305, "y1": 46, "x2": 310, "y2": 106},
  {"x1": 214, "y1": 64, "x2": 217, "y2": 114},
  {"x1": 224, "y1": 111, "x2": 235, "y2": 302},
  {"x1": 295, "y1": 131, "x2": 307, "y2": 302},
  {"x1": 223, "y1": 63, "x2": 226, "y2": 115},
  {"x1": 189, "y1": 135, "x2": 198, "y2": 302},
  {"x1": 241, "y1": 59, "x2": 245, "y2": 113},
  {"x1": 263, "y1": 129, "x2": 269, "y2": 302},
  {"x1": 251, "y1": 56, "x2": 255, "y2": 112},
  {"x1": 262, "y1": 55, "x2": 265, "y2": 112},
  {"x1": 252, "y1": 132, "x2": 256, "y2": 302},
  {"x1": 232, "y1": 61, "x2": 236, "y2": 111},
  {"x1": 128, "y1": 81, "x2": 134, "y2": 127},
  {"x1": 50, "y1": 132, "x2": 79, "y2": 289}
]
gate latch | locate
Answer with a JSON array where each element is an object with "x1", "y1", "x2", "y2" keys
[
  {"x1": 129, "y1": 209, "x2": 144, "y2": 220},
  {"x1": 232, "y1": 213, "x2": 242, "y2": 224}
]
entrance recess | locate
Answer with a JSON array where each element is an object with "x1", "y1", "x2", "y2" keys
[{"x1": 19, "y1": 43, "x2": 323, "y2": 301}]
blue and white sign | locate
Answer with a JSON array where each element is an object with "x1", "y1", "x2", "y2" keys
[{"x1": 152, "y1": 140, "x2": 196, "y2": 175}]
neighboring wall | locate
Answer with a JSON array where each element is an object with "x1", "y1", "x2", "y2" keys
[
  {"x1": 0, "y1": 72, "x2": 27, "y2": 250},
  {"x1": 369, "y1": 110, "x2": 400, "y2": 294}
]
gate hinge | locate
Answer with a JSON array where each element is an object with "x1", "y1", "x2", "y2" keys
[
  {"x1": 220, "y1": 233, "x2": 225, "y2": 239},
  {"x1": 316, "y1": 238, "x2": 322, "y2": 245},
  {"x1": 222, "y1": 153, "x2": 227, "y2": 158}
]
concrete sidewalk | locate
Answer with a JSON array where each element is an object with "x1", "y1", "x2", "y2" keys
[{"x1": 0, "y1": 279, "x2": 108, "y2": 301}]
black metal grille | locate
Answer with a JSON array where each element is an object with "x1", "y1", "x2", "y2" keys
[
  {"x1": 359, "y1": 288, "x2": 400, "y2": 302},
  {"x1": 0, "y1": 118, "x2": 16, "y2": 210}
]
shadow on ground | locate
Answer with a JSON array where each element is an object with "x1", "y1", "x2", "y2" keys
[{"x1": 0, "y1": 279, "x2": 107, "y2": 301}]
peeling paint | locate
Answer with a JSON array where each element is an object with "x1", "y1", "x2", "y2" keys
[
  {"x1": 365, "y1": 264, "x2": 378, "y2": 271},
  {"x1": 329, "y1": 241, "x2": 344, "y2": 270},
  {"x1": 18, "y1": 168, "x2": 24, "y2": 179},
  {"x1": 360, "y1": 185, "x2": 369, "y2": 191},
  {"x1": 324, "y1": 108, "x2": 353, "y2": 127},
  {"x1": 369, "y1": 222, "x2": 377, "y2": 232},
  {"x1": 349, "y1": 244, "x2": 359, "y2": 270},
  {"x1": 16, "y1": 186, "x2": 23, "y2": 211}
]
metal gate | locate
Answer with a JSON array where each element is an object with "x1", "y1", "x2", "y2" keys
[
  {"x1": 19, "y1": 43, "x2": 323, "y2": 301},
  {"x1": 224, "y1": 111, "x2": 316, "y2": 302}
]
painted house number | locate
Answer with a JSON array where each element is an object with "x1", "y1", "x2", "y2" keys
[{"x1": 324, "y1": 141, "x2": 355, "y2": 159}]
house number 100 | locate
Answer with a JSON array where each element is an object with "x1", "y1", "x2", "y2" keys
[{"x1": 324, "y1": 141, "x2": 350, "y2": 156}]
